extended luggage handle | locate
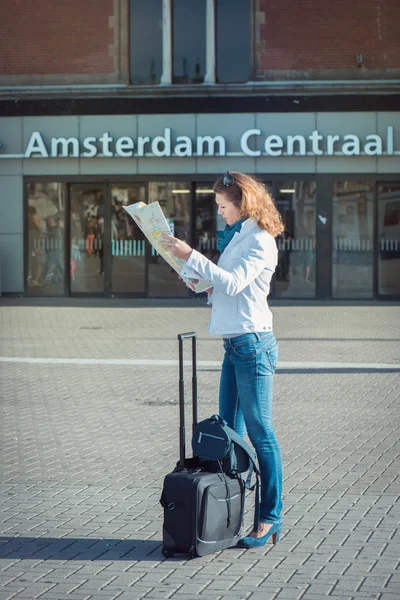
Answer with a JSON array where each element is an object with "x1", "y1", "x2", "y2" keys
[{"x1": 177, "y1": 332, "x2": 198, "y2": 467}]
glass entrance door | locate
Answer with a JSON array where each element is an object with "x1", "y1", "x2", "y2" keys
[
  {"x1": 70, "y1": 184, "x2": 105, "y2": 294},
  {"x1": 110, "y1": 184, "x2": 147, "y2": 295},
  {"x1": 147, "y1": 182, "x2": 191, "y2": 296}
]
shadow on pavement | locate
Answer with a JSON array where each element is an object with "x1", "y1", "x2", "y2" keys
[
  {"x1": 200, "y1": 367, "x2": 400, "y2": 374},
  {"x1": 0, "y1": 536, "x2": 164, "y2": 561}
]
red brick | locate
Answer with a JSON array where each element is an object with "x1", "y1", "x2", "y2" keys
[
  {"x1": 258, "y1": 0, "x2": 400, "y2": 70},
  {"x1": 0, "y1": 0, "x2": 399, "y2": 82},
  {"x1": 0, "y1": 0, "x2": 114, "y2": 75}
]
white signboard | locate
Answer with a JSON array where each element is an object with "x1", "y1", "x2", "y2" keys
[{"x1": 0, "y1": 126, "x2": 397, "y2": 158}]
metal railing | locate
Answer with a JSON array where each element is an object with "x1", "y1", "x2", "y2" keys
[{"x1": 28, "y1": 235, "x2": 400, "y2": 257}]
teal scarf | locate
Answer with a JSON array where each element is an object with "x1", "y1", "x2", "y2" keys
[{"x1": 217, "y1": 218, "x2": 246, "y2": 253}]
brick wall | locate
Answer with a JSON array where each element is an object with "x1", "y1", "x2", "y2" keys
[
  {"x1": 0, "y1": 0, "x2": 114, "y2": 76},
  {"x1": 258, "y1": 0, "x2": 400, "y2": 71},
  {"x1": 0, "y1": 0, "x2": 398, "y2": 87}
]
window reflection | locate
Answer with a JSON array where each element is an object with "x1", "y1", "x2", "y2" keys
[
  {"x1": 332, "y1": 181, "x2": 374, "y2": 298},
  {"x1": 27, "y1": 182, "x2": 65, "y2": 296},
  {"x1": 130, "y1": 0, "x2": 163, "y2": 84},
  {"x1": 216, "y1": 0, "x2": 251, "y2": 82},
  {"x1": 173, "y1": 0, "x2": 206, "y2": 83},
  {"x1": 378, "y1": 183, "x2": 400, "y2": 296},
  {"x1": 275, "y1": 182, "x2": 316, "y2": 298}
]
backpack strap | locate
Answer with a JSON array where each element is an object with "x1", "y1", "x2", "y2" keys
[
  {"x1": 220, "y1": 421, "x2": 260, "y2": 476},
  {"x1": 219, "y1": 419, "x2": 261, "y2": 531}
]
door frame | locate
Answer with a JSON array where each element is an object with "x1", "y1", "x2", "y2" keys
[{"x1": 67, "y1": 181, "x2": 149, "y2": 298}]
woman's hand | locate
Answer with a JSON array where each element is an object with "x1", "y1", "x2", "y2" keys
[{"x1": 162, "y1": 234, "x2": 193, "y2": 261}]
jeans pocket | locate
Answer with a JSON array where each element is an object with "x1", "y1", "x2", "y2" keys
[
  {"x1": 233, "y1": 341, "x2": 257, "y2": 359},
  {"x1": 266, "y1": 343, "x2": 279, "y2": 372}
]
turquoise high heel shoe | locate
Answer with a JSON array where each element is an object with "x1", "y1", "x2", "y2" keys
[{"x1": 238, "y1": 521, "x2": 282, "y2": 548}]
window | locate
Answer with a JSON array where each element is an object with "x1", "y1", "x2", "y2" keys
[
  {"x1": 216, "y1": 0, "x2": 251, "y2": 83},
  {"x1": 130, "y1": 0, "x2": 253, "y2": 85},
  {"x1": 274, "y1": 182, "x2": 316, "y2": 299},
  {"x1": 173, "y1": 0, "x2": 206, "y2": 83},
  {"x1": 27, "y1": 182, "x2": 65, "y2": 296},
  {"x1": 332, "y1": 181, "x2": 374, "y2": 299},
  {"x1": 130, "y1": 0, "x2": 163, "y2": 84}
]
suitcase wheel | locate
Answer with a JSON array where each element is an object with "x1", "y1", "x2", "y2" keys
[
  {"x1": 162, "y1": 547, "x2": 174, "y2": 558},
  {"x1": 188, "y1": 546, "x2": 196, "y2": 560}
]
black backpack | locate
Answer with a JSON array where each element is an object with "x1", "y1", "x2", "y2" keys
[{"x1": 192, "y1": 414, "x2": 261, "y2": 530}]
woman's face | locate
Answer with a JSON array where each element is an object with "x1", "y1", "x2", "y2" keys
[{"x1": 215, "y1": 193, "x2": 241, "y2": 226}]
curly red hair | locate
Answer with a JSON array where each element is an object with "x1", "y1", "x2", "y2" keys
[{"x1": 213, "y1": 172, "x2": 284, "y2": 237}]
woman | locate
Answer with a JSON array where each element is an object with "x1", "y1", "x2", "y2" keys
[{"x1": 163, "y1": 171, "x2": 284, "y2": 549}]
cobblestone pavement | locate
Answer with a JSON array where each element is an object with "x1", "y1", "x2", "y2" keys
[{"x1": 0, "y1": 299, "x2": 399, "y2": 600}]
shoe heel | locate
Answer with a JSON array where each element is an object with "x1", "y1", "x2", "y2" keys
[{"x1": 272, "y1": 526, "x2": 281, "y2": 544}]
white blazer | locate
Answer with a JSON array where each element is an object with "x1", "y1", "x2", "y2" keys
[{"x1": 181, "y1": 219, "x2": 278, "y2": 335}]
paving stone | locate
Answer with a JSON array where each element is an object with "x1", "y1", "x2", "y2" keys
[{"x1": 1, "y1": 301, "x2": 399, "y2": 600}]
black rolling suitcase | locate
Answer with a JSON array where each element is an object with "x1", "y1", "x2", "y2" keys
[{"x1": 160, "y1": 332, "x2": 246, "y2": 559}]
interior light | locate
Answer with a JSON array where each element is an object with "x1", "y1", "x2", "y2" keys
[
  {"x1": 196, "y1": 189, "x2": 215, "y2": 194},
  {"x1": 171, "y1": 189, "x2": 191, "y2": 194},
  {"x1": 279, "y1": 189, "x2": 296, "y2": 193}
]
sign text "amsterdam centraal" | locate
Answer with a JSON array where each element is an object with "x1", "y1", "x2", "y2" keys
[{"x1": 8, "y1": 127, "x2": 398, "y2": 158}]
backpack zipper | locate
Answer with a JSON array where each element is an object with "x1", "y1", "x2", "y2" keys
[{"x1": 197, "y1": 432, "x2": 226, "y2": 443}]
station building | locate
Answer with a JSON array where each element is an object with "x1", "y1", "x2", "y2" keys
[{"x1": 0, "y1": 0, "x2": 399, "y2": 300}]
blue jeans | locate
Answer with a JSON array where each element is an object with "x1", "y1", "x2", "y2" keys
[{"x1": 219, "y1": 331, "x2": 282, "y2": 524}]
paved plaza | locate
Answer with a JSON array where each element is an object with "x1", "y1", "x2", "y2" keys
[{"x1": 0, "y1": 298, "x2": 399, "y2": 600}]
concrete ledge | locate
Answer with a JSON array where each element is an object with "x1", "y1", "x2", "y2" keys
[{"x1": 1, "y1": 75, "x2": 400, "y2": 100}]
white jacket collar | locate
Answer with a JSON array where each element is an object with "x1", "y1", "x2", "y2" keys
[
  {"x1": 222, "y1": 219, "x2": 260, "y2": 254},
  {"x1": 232, "y1": 218, "x2": 260, "y2": 241},
  {"x1": 240, "y1": 218, "x2": 259, "y2": 235}
]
